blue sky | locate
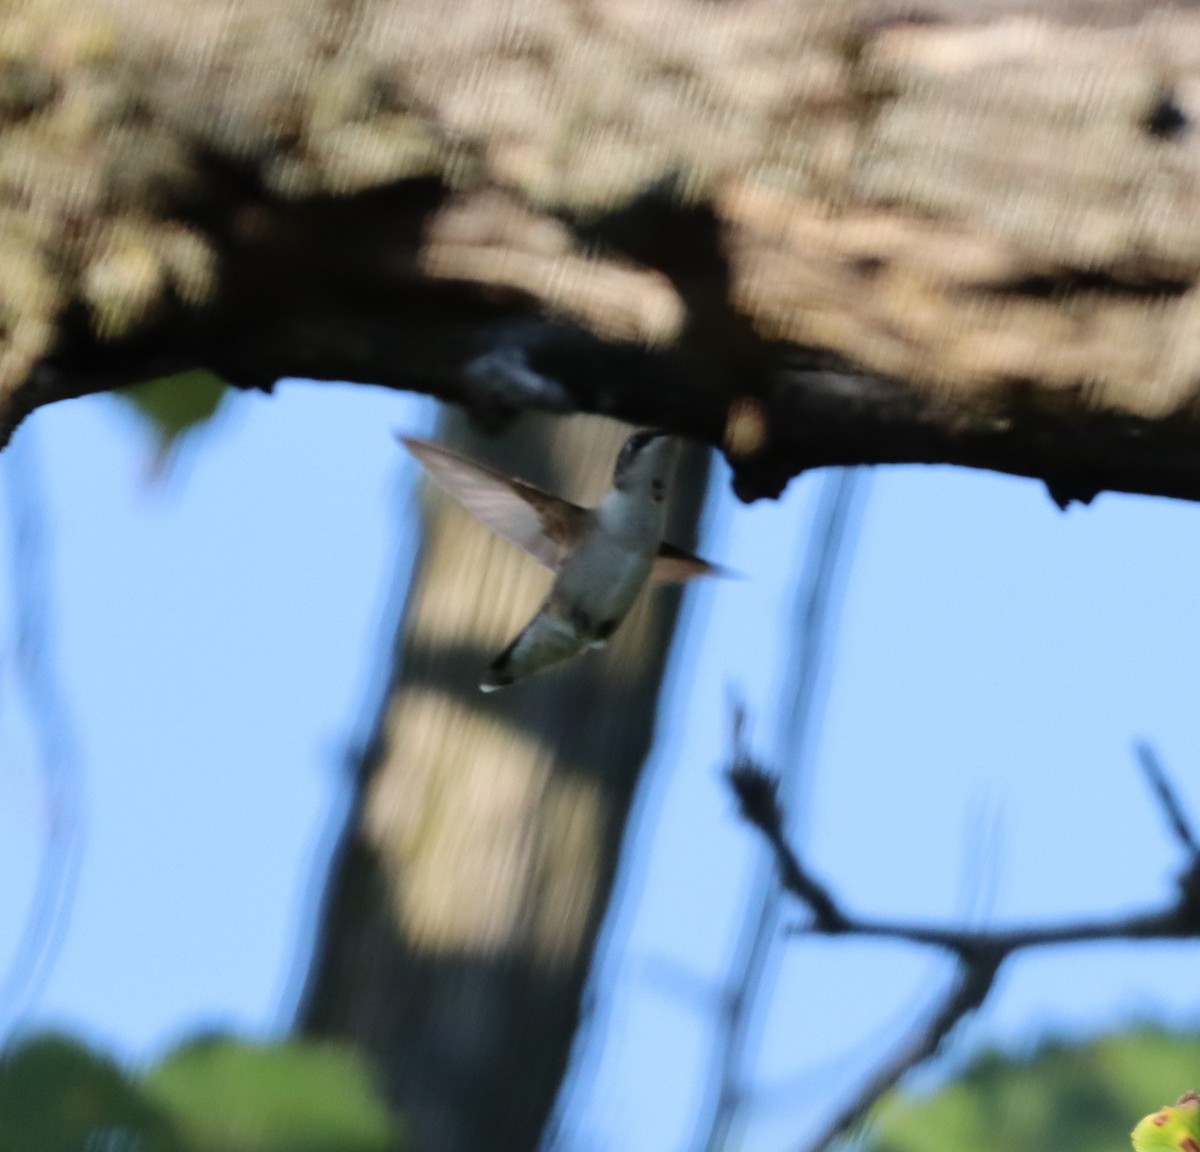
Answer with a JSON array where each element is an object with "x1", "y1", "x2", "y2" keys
[{"x1": 2, "y1": 382, "x2": 1198, "y2": 1151}]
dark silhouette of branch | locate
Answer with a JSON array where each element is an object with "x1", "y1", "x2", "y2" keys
[
  {"x1": 0, "y1": 424, "x2": 86, "y2": 1032},
  {"x1": 1136, "y1": 741, "x2": 1200, "y2": 862},
  {"x1": 726, "y1": 725, "x2": 1200, "y2": 1152},
  {"x1": 802, "y1": 962, "x2": 1000, "y2": 1152},
  {"x1": 695, "y1": 468, "x2": 869, "y2": 1152}
]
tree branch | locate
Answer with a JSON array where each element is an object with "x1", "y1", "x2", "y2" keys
[
  {"x1": 726, "y1": 717, "x2": 1200, "y2": 1152},
  {"x1": 6, "y1": 1, "x2": 1200, "y2": 506},
  {"x1": 801, "y1": 962, "x2": 1000, "y2": 1152},
  {"x1": 1136, "y1": 741, "x2": 1200, "y2": 862}
]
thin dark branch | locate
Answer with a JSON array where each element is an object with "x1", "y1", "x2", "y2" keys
[
  {"x1": 727, "y1": 764, "x2": 845, "y2": 933},
  {"x1": 725, "y1": 723, "x2": 1200, "y2": 1152},
  {"x1": 732, "y1": 755, "x2": 1200, "y2": 960},
  {"x1": 1135, "y1": 741, "x2": 1200, "y2": 860},
  {"x1": 696, "y1": 471, "x2": 868, "y2": 1152},
  {"x1": 0, "y1": 424, "x2": 86, "y2": 1032},
  {"x1": 786, "y1": 902, "x2": 1193, "y2": 955},
  {"x1": 800, "y1": 962, "x2": 1000, "y2": 1152}
]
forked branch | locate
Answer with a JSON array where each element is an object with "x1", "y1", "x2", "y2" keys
[{"x1": 726, "y1": 706, "x2": 1200, "y2": 1152}]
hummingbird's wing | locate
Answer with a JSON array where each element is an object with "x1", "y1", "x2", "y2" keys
[
  {"x1": 401, "y1": 436, "x2": 588, "y2": 571},
  {"x1": 402, "y1": 435, "x2": 732, "y2": 581}
]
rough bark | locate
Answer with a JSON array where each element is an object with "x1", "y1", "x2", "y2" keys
[
  {"x1": 4, "y1": 0, "x2": 1200, "y2": 506},
  {"x1": 298, "y1": 413, "x2": 709, "y2": 1152}
]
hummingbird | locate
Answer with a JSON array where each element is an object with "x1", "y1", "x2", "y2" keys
[{"x1": 401, "y1": 429, "x2": 725, "y2": 690}]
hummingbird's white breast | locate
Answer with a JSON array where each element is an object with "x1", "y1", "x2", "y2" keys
[{"x1": 552, "y1": 487, "x2": 667, "y2": 627}]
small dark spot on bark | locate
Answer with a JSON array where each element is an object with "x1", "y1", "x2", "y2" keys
[
  {"x1": 1144, "y1": 87, "x2": 1189, "y2": 140},
  {"x1": 0, "y1": 59, "x2": 56, "y2": 120},
  {"x1": 848, "y1": 255, "x2": 887, "y2": 279},
  {"x1": 976, "y1": 268, "x2": 1193, "y2": 303}
]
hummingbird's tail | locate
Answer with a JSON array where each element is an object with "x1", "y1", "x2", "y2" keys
[{"x1": 480, "y1": 635, "x2": 521, "y2": 693}]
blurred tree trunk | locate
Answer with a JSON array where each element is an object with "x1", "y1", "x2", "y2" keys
[{"x1": 299, "y1": 412, "x2": 709, "y2": 1152}]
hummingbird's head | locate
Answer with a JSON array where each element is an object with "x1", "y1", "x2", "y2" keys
[{"x1": 612, "y1": 429, "x2": 678, "y2": 501}]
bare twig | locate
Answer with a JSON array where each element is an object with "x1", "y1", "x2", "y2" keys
[
  {"x1": 1136, "y1": 741, "x2": 1200, "y2": 860},
  {"x1": 0, "y1": 424, "x2": 86, "y2": 1033},
  {"x1": 726, "y1": 724, "x2": 1200, "y2": 1152},
  {"x1": 727, "y1": 762, "x2": 845, "y2": 933},
  {"x1": 696, "y1": 470, "x2": 868, "y2": 1152},
  {"x1": 802, "y1": 961, "x2": 1000, "y2": 1152}
]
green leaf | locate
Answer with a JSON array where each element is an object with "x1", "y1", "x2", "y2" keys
[
  {"x1": 868, "y1": 1027, "x2": 1200, "y2": 1152},
  {"x1": 116, "y1": 370, "x2": 229, "y2": 448},
  {"x1": 1132, "y1": 1091, "x2": 1200, "y2": 1152},
  {"x1": 144, "y1": 1036, "x2": 403, "y2": 1152},
  {"x1": 0, "y1": 1033, "x2": 182, "y2": 1152}
]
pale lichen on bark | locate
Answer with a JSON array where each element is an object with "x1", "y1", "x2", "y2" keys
[{"x1": 3, "y1": 0, "x2": 1200, "y2": 501}]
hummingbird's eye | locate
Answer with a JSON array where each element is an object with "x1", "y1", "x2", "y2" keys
[
  {"x1": 616, "y1": 430, "x2": 668, "y2": 480},
  {"x1": 623, "y1": 430, "x2": 666, "y2": 459}
]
